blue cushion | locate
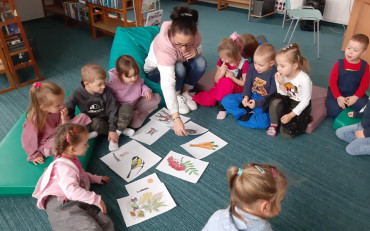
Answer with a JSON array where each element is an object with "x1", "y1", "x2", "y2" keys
[{"x1": 109, "y1": 26, "x2": 164, "y2": 106}]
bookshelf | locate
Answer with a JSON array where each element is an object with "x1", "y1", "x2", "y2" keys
[
  {"x1": 0, "y1": 43, "x2": 15, "y2": 94},
  {"x1": 87, "y1": 0, "x2": 143, "y2": 39},
  {"x1": 0, "y1": 0, "x2": 43, "y2": 93},
  {"x1": 41, "y1": 0, "x2": 91, "y2": 25}
]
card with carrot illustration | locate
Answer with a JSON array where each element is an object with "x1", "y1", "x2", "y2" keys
[
  {"x1": 156, "y1": 151, "x2": 209, "y2": 183},
  {"x1": 180, "y1": 131, "x2": 228, "y2": 159}
]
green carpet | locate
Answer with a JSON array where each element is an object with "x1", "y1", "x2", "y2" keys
[{"x1": 1, "y1": 0, "x2": 370, "y2": 230}]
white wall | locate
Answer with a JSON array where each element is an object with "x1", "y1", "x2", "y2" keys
[{"x1": 14, "y1": 0, "x2": 44, "y2": 21}]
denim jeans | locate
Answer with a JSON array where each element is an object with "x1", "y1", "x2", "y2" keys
[
  {"x1": 336, "y1": 122, "x2": 370, "y2": 155},
  {"x1": 146, "y1": 55, "x2": 207, "y2": 91}
]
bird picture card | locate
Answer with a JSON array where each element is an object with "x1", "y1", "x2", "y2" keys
[
  {"x1": 150, "y1": 107, "x2": 190, "y2": 127},
  {"x1": 156, "y1": 151, "x2": 209, "y2": 183},
  {"x1": 182, "y1": 121, "x2": 209, "y2": 135},
  {"x1": 117, "y1": 182, "x2": 177, "y2": 227},
  {"x1": 125, "y1": 173, "x2": 162, "y2": 195},
  {"x1": 131, "y1": 120, "x2": 170, "y2": 145},
  {"x1": 180, "y1": 131, "x2": 228, "y2": 159},
  {"x1": 100, "y1": 140, "x2": 161, "y2": 182}
]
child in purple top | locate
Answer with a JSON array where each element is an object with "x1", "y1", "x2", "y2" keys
[{"x1": 107, "y1": 55, "x2": 161, "y2": 129}]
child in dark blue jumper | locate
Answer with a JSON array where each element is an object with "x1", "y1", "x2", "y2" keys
[{"x1": 336, "y1": 99, "x2": 370, "y2": 155}]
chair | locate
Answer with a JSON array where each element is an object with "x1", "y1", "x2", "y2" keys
[{"x1": 282, "y1": 0, "x2": 323, "y2": 59}]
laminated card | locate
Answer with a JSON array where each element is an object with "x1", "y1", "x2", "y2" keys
[
  {"x1": 118, "y1": 182, "x2": 176, "y2": 227},
  {"x1": 156, "y1": 151, "x2": 209, "y2": 183},
  {"x1": 180, "y1": 131, "x2": 228, "y2": 159},
  {"x1": 100, "y1": 140, "x2": 161, "y2": 182},
  {"x1": 131, "y1": 120, "x2": 170, "y2": 145}
]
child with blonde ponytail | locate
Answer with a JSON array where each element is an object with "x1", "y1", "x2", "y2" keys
[
  {"x1": 202, "y1": 163, "x2": 287, "y2": 231},
  {"x1": 22, "y1": 81, "x2": 92, "y2": 165}
]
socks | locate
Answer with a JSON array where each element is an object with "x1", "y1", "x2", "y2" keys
[
  {"x1": 108, "y1": 141, "x2": 119, "y2": 151},
  {"x1": 121, "y1": 128, "x2": 135, "y2": 137},
  {"x1": 217, "y1": 111, "x2": 227, "y2": 120},
  {"x1": 88, "y1": 131, "x2": 98, "y2": 139}
]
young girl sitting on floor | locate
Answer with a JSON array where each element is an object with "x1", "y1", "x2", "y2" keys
[
  {"x1": 202, "y1": 163, "x2": 287, "y2": 231},
  {"x1": 192, "y1": 32, "x2": 249, "y2": 119},
  {"x1": 336, "y1": 99, "x2": 370, "y2": 155},
  {"x1": 22, "y1": 81, "x2": 93, "y2": 165},
  {"x1": 33, "y1": 123, "x2": 114, "y2": 231},
  {"x1": 107, "y1": 55, "x2": 161, "y2": 129},
  {"x1": 265, "y1": 43, "x2": 312, "y2": 138}
]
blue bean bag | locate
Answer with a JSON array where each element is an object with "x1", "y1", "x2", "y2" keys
[
  {"x1": 109, "y1": 26, "x2": 164, "y2": 106},
  {"x1": 0, "y1": 105, "x2": 96, "y2": 196}
]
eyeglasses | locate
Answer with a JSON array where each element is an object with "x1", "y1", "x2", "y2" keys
[{"x1": 173, "y1": 42, "x2": 194, "y2": 49}]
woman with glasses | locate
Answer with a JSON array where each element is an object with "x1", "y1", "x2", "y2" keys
[{"x1": 144, "y1": 6, "x2": 207, "y2": 136}]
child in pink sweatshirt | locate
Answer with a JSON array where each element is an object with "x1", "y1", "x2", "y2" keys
[
  {"x1": 107, "y1": 55, "x2": 161, "y2": 128},
  {"x1": 33, "y1": 123, "x2": 114, "y2": 231}
]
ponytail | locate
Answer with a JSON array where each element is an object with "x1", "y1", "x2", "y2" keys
[
  {"x1": 277, "y1": 43, "x2": 310, "y2": 74},
  {"x1": 170, "y1": 6, "x2": 198, "y2": 36}
]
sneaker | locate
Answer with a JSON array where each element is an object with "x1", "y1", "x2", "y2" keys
[
  {"x1": 266, "y1": 125, "x2": 277, "y2": 137},
  {"x1": 177, "y1": 95, "x2": 190, "y2": 114},
  {"x1": 182, "y1": 91, "x2": 197, "y2": 111},
  {"x1": 108, "y1": 141, "x2": 119, "y2": 151}
]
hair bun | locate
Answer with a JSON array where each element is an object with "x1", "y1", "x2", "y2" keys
[{"x1": 170, "y1": 6, "x2": 198, "y2": 24}]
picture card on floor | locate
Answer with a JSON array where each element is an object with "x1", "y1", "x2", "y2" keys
[
  {"x1": 182, "y1": 121, "x2": 209, "y2": 135},
  {"x1": 100, "y1": 140, "x2": 161, "y2": 182},
  {"x1": 125, "y1": 173, "x2": 162, "y2": 195},
  {"x1": 180, "y1": 131, "x2": 228, "y2": 159},
  {"x1": 131, "y1": 120, "x2": 170, "y2": 145},
  {"x1": 118, "y1": 182, "x2": 177, "y2": 227},
  {"x1": 156, "y1": 151, "x2": 209, "y2": 183},
  {"x1": 150, "y1": 107, "x2": 190, "y2": 126}
]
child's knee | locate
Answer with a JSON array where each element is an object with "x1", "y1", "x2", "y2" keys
[
  {"x1": 118, "y1": 104, "x2": 133, "y2": 130},
  {"x1": 91, "y1": 118, "x2": 109, "y2": 134}
]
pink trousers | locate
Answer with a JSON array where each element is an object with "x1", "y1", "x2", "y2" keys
[{"x1": 193, "y1": 77, "x2": 243, "y2": 107}]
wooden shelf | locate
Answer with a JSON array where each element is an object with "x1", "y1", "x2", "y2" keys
[{"x1": 44, "y1": 5, "x2": 65, "y2": 15}]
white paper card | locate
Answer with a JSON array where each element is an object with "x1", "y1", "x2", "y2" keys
[
  {"x1": 131, "y1": 120, "x2": 170, "y2": 145},
  {"x1": 156, "y1": 151, "x2": 209, "y2": 183},
  {"x1": 180, "y1": 131, "x2": 228, "y2": 159},
  {"x1": 125, "y1": 173, "x2": 161, "y2": 195},
  {"x1": 182, "y1": 121, "x2": 209, "y2": 135},
  {"x1": 118, "y1": 182, "x2": 176, "y2": 227},
  {"x1": 150, "y1": 107, "x2": 190, "y2": 127},
  {"x1": 100, "y1": 140, "x2": 161, "y2": 182}
]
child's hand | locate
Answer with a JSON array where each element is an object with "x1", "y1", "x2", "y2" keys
[
  {"x1": 225, "y1": 70, "x2": 235, "y2": 79},
  {"x1": 245, "y1": 99, "x2": 256, "y2": 109},
  {"x1": 337, "y1": 96, "x2": 346, "y2": 109},
  {"x1": 32, "y1": 156, "x2": 45, "y2": 165},
  {"x1": 348, "y1": 112, "x2": 354, "y2": 117},
  {"x1": 108, "y1": 131, "x2": 119, "y2": 143},
  {"x1": 98, "y1": 199, "x2": 107, "y2": 214},
  {"x1": 60, "y1": 107, "x2": 69, "y2": 124},
  {"x1": 275, "y1": 72, "x2": 284, "y2": 85},
  {"x1": 355, "y1": 129, "x2": 365, "y2": 138},
  {"x1": 145, "y1": 92, "x2": 153, "y2": 101},
  {"x1": 100, "y1": 176, "x2": 110, "y2": 184},
  {"x1": 281, "y1": 112, "x2": 295, "y2": 124},
  {"x1": 220, "y1": 62, "x2": 228, "y2": 75},
  {"x1": 242, "y1": 96, "x2": 250, "y2": 107},
  {"x1": 345, "y1": 95, "x2": 359, "y2": 107}
]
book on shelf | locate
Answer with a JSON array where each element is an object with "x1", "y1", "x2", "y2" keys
[
  {"x1": 0, "y1": 10, "x2": 14, "y2": 21},
  {"x1": 145, "y1": 9, "x2": 162, "y2": 27},
  {"x1": 62, "y1": 1, "x2": 90, "y2": 23},
  {"x1": 141, "y1": 0, "x2": 158, "y2": 13}
]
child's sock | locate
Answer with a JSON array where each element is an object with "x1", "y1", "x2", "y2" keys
[
  {"x1": 108, "y1": 141, "x2": 119, "y2": 151},
  {"x1": 88, "y1": 131, "x2": 98, "y2": 139},
  {"x1": 122, "y1": 128, "x2": 135, "y2": 137},
  {"x1": 217, "y1": 111, "x2": 227, "y2": 120},
  {"x1": 239, "y1": 110, "x2": 254, "y2": 121}
]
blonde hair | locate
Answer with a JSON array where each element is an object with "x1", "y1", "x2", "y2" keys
[
  {"x1": 277, "y1": 43, "x2": 310, "y2": 74},
  {"x1": 228, "y1": 163, "x2": 287, "y2": 224},
  {"x1": 26, "y1": 81, "x2": 64, "y2": 132},
  {"x1": 116, "y1": 55, "x2": 140, "y2": 82},
  {"x1": 254, "y1": 43, "x2": 276, "y2": 62},
  {"x1": 239, "y1": 34, "x2": 259, "y2": 59},
  {"x1": 81, "y1": 64, "x2": 106, "y2": 83},
  {"x1": 53, "y1": 123, "x2": 88, "y2": 157},
  {"x1": 218, "y1": 37, "x2": 242, "y2": 63},
  {"x1": 350, "y1": 33, "x2": 369, "y2": 50}
]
